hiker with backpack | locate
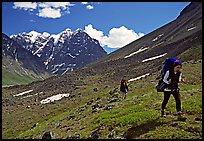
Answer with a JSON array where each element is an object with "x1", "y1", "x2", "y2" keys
[
  {"x1": 120, "y1": 79, "x2": 128, "y2": 100},
  {"x1": 157, "y1": 58, "x2": 186, "y2": 121}
]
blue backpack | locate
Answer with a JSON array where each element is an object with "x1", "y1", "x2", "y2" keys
[{"x1": 161, "y1": 58, "x2": 178, "y2": 78}]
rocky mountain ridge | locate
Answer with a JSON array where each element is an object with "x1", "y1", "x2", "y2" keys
[{"x1": 8, "y1": 28, "x2": 107, "y2": 74}]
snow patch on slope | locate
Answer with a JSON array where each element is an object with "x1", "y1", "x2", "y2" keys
[
  {"x1": 187, "y1": 26, "x2": 196, "y2": 31},
  {"x1": 128, "y1": 73, "x2": 150, "y2": 82},
  {"x1": 124, "y1": 47, "x2": 149, "y2": 58},
  {"x1": 13, "y1": 90, "x2": 33, "y2": 97},
  {"x1": 142, "y1": 53, "x2": 167, "y2": 63},
  {"x1": 40, "y1": 93, "x2": 70, "y2": 104},
  {"x1": 152, "y1": 34, "x2": 163, "y2": 42}
]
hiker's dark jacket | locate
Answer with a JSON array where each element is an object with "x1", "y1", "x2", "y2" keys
[
  {"x1": 120, "y1": 83, "x2": 128, "y2": 93},
  {"x1": 163, "y1": 70, "x2": 181, "y2": 91}
]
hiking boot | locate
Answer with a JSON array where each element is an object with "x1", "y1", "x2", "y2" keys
[
  {"x1": 161, "y1": 110, "x2": 166, "y2": 117},
  {"x1": 177, "y1": 111, "x2": 187, "y2": 121}
]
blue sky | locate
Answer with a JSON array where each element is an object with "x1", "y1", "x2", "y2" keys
[{"x1": 2, "y1": 2, "x2": 190, "y2": 53}]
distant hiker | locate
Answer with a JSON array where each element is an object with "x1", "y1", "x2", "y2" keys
[
  {"x1": 160, "y1": 59, "x2": 186, "y2": 120},
  {"x1": 120, "y1": 79, "x2": 128, "y2": 99}
]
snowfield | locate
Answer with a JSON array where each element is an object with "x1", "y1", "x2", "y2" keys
[{"x1": 40, "y1": 93, "x2": 70, "y2": 104}]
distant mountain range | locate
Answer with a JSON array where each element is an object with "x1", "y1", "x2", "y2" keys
[{"x1": 3, "y1": 28, "x2": 107, "y2": 75}]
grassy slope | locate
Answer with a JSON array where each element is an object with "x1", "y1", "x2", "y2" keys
[
  {"x1": 2, "y1": 68, "x2": 36, "y2": 86},
  {"x1": 2, "y1": 56, "x2": 50, "y2": 86},
  {"x1": 2, "y1": 59, "x2": 202, "y2": 139}
]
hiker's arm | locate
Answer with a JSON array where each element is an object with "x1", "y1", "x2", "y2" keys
[
  {"x1": 126, "y1": 84, "x2": 128, "y2": 91},
  {"x1": 179, "y1": 73, "x2": 185, "y2": 83},
  {"x1": 179, "y1": 73, "x2": 182, "y2": 82},
  {"x1": 163, "y1": 70, "x2": 170, "y2": 84}
]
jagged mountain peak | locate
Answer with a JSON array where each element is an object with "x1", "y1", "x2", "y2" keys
[
  {"x1": 75, "y1": 28, "x2": 83, "y2": 32},
  {"x1": 27, "y1": 31, "x2": 42, "y2": 43},
  {"x1": 28, "y1": 30, "x2": 41, "y2": 35},
  {"x1": 58, "y1": 28, "x2": 73, "y2": 35},
  {"x1": 12, "y1": 28, "x2": 79, "y2": 47},
  {"x1": 42, "y1": 32, "x2": 51, "y2": 38}
]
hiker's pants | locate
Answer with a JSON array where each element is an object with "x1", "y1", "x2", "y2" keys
[
  {"x1": 121, "y1": 91, "x2": 126, "y2": 99},
  {"x1": 162, "y1": 90, "x2": 181, "y2": 112}
]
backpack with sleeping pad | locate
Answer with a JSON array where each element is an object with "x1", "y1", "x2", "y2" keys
[{"x1": 156, "y1": 58, "x2": 181, "y2": 92}]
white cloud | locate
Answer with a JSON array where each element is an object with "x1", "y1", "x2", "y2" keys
[
  {"x1": 103, "y1": 26, "x2": 144, "y2": 48},
  {"x1": 38, "y1": 2, "x2": 75, "y2": 10},
  {"x1": 84, "y1": 24, "x2": 145, "y2": 48},
  {"x1": 12, "y1": 2, "x2": 98, "y2": 18},
  {"x1": 38, "y1": 2, "x2": 75, "y2": 17},
  {"x1": 81, "y1": 2, "x2": 88, "y2": 5},
  {"x1": 84, "y1": 24, "x2": 104, "y2": 44},
  {"x1": 87, "y1": 5, "x2": 94, "y2": 10},
  {"x1": 13, "y1": 2, "x2": 75, "y2": 18},
  {"x1": 13, "y1": 2, "x2": 37, "y2": 10},
  {"x1": 38, "y1": 7, "x2": 61, "y2": 18}
]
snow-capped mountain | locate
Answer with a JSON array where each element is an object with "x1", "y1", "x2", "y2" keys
[{"x1": 10, "y1": 28, "x2": 107, "y2": 74}]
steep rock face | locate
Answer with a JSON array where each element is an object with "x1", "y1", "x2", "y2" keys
[
  {"x1": 10, "y1": 29, "x2": 107, "y2": 74},
  {"x1": 2, "y1": 33, "x2": 46, "y2": 74},
  {"x1": 177, "y1": 2, "x2": 202, "y2": 18}
]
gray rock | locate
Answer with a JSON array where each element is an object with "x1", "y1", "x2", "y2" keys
[
  {"x1": 88, "y1": 129, "x2": 101, "y2": 139},
  {"x1": 93, "y1": 88, "x2": 99, "y2": 92},
  {"x1": 171, "y1": 122, "x2": 178, "y2": 127},
  {"x1": 92, "y1": 108, "x2": 99, "y2": 113},
  {"x1": 195, "y1": 117, "x2": 202, "y2": 121},
  {"x1": 108, "y1": 98, "x2": 119, "y2": 103},
  {"x1": 42, "y1": 131, "x2": 52, "y2": 139},
  {"x1": 104, "y1": 106, "x2": 112, "y2": 110},
  {"x1": 67, "y1": 115, "x2": 75, "y2": 120},
  {"x1": 92, "y1": 103, "x2": 101, "y2": 110},
  {"x1": 108, "y1": 132, "x2": 114, "y2": 138},
  {"x1": 31, "y1": 123, "x2": 39, "y2": 129},
  {"x1": 87, "y1": 99, "x2": 94, "y2": 105},
  {"x1": 66, "y1": 134, "x2": 80, "y2": 139}
]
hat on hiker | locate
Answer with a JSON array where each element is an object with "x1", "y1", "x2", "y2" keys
[{"x1": 173, "y1": 59, "x2": 182, "y2": 67}]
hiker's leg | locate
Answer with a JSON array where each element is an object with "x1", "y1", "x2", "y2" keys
[
  {"x1": 161, "y1": 91, "x2": 171, "y2": 117},
  {"x1": 162, "y1": 91, "x2": 171, "y2": 110},
  {"x1": 124, "y1": 92, "x2": 126, "y2": 99},
  {"x1": 121, "y1": 92, "x2": 125, "y2": 99},
  {"x1": 172, "y1": 90, "x2": 181, "y2": 112},
  {"x1": 173, "y1": 90, "x2": 186, "y2": 120}
]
